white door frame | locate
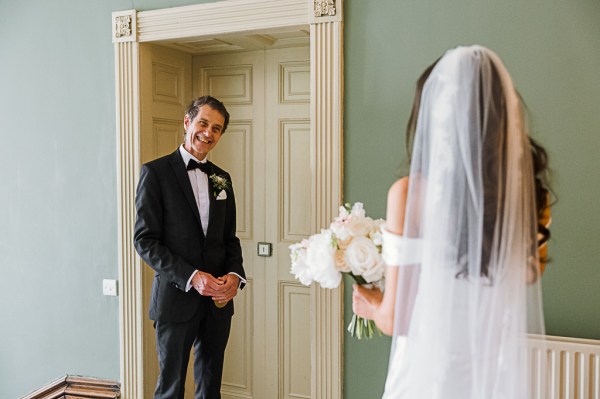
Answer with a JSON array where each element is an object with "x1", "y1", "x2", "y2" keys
[{"x1": 112, "y1": 1, "x2": 344, "y2": 398}]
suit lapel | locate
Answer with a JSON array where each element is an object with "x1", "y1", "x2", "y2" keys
[{"x1": 169, "y1": 150, "x2": 204, "y2": 234}]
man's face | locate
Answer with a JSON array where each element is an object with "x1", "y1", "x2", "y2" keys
[{"x1": 183, "y1": 105, "x2": 225, "y2": 160}]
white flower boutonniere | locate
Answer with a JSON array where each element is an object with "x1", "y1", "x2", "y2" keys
[{"x1": 209, "y1": 174, "x2": 230, "y2": 197}]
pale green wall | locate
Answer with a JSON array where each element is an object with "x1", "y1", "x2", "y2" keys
[
  {"x1": 0, "y1": 0, "x2": 211, "y2": 397},
  {"x1": 1, "y1": 1, "x2": 598, "y2": 398},
  {"x1": 343, "y1": 1, "x2": 600, "y2": 398},
  {"x1": 0, "y1": 1, "x2": 123, "y2": 398}
]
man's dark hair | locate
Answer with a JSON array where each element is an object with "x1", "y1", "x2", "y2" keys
[{"x1": 185, "y1": 95, "x2": 230, "y2": 133}]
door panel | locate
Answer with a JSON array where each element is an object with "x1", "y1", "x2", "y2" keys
[
  {"x1": 210, "y1": 122, "x2": 254, "y2": 240},
  {"x1": 139, "y1": 42, "x2": 192, "y2": 397},
  {"x1": 281, "y1": 120, "x2": 312, "y2": 241},
  {"x1": 195, "y1": 50, "x2": 265, "y2": 399},
  {"x1": 210, "y1": 120, "x2": 257, "y2": 399},
  {"x1": 195, "y1": 46, "x2": 311, "y2": 399},
  {"x1": 265, "y1": 48, "x2": 311, "y2": 399}
]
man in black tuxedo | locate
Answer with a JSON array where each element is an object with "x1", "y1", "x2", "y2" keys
[{"x1": 134, "y1": 96, "x2": 245, "y2": 399}]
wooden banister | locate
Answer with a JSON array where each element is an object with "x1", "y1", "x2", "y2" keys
[{"x1": 22, "y1": 375, "x2": 120, "y2": 399}]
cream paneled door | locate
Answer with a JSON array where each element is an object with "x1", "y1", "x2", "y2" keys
[
  {"x1": 195, "y1": 47, "x2": 312, "y2": 399},
  {"x1": 139, "y1": 43, "x2": 194, "y2": 398}
]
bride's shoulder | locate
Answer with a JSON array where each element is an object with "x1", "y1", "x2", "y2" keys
[
  {"x1": 386, "y1": 177, "x2": 409, "y2": 234},
  {"x1": 388, "y1": 177, "x2": 409, "y2": 201}
]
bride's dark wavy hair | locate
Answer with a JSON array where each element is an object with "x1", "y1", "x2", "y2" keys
[{"x1": 404, "y1": 56, "x2": 552, "y2": 277}]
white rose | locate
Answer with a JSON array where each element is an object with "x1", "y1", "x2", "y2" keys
[
  {"x1": 330, "y1": 220, "x2": 351, "y2": 242},
  {"x1": 289, "y1": 242, "x2": 313, "y2": 286},
  {"x1": 345, "y1": 216, "x2": 374, "y2": 238},
  {"x1": 361, "y1": 260, "x2": 385, "y2": 283},
  {"x1": 305, "y1": 230, "x2": 341, "y2": 289},
  {"x1": 344, "y1": 236, "x2": 384, "y2": 283},
  {"x1": 336, "y1": 237, "x2": 352, "y2": 250},
  {"x1": 334, "y1": 249, "x2": 351, "y2": 272}
]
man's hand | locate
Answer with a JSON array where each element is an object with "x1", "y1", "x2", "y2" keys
[
  {"x1": 191, "y1": 271, "x2": 224, "y2": 296},
  {"x1": 212, "y1": 274, "x2": 240, "y2": 304}
]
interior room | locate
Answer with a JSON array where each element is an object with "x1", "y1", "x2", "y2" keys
[{"x1": 1, "y1": 0, "x2": 598, "y2": 398}]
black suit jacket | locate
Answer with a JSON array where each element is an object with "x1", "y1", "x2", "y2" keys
[{"x1": 133, "y1": 149, "x2": 245, "y2": 323}]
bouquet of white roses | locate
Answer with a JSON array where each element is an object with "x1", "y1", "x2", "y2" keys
[{"x1": 289, "y1": 202, "x2": 385, "y2": 339}]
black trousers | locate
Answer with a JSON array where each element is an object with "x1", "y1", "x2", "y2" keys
[{"x1": 154, "y1": 307, "x2": 232, "y2": 399}]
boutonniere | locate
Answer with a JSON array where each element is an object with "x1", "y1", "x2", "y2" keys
[{"x1": 209, "y1": 174, "x2": 230, "y2": 197}]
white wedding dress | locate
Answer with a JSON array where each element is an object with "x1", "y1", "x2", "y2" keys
[
  {"x1": 381, "y1": 231, "x2": 500, "y2": 398},
  {"x1": 380, "y1": 45, "x2": 547, "y2": 399}
]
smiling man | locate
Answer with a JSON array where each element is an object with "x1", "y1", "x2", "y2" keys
[{"x1": 134, "y1": 96, "x2": 246, "y2": 399}]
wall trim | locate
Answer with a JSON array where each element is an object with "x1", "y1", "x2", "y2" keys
[{"x1": 113, "y1": 1, "x2": 344, "y2": 398}]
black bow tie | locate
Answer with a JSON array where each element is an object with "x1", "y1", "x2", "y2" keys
[{"x1": 186, "y1": 159, "x2": 211, "y2": 174}]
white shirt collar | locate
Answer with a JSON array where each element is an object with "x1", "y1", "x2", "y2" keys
[{"x1": 179, "y1": 144, "x2": 207, "y2": 166}]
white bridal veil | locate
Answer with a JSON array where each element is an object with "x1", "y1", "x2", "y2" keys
[{"x1": 383, "y1": 46, "x2": 546, "y2": 399}]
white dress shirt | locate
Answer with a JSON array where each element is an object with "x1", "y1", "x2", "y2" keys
[
  {"x1": 179, "y1": 145, "x2": 245, "y2": 291},
  {"x1": 180, "y1": 145, "x2": 210, "y2": 236}
]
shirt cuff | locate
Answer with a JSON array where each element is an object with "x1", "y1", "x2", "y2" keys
[
  {"x1": 228, "y1": 272, "x2": 246, "y2": 288},
  {"x1": 185, "y1": 270, "x2": 199, "y2": 292}
]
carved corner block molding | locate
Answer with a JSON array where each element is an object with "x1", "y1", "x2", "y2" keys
[
  {"x1": 314, "y1": 0, "x2": 336, "y2": 17},
  {"x1": 112, "y1": 10, "x2": 137, "y2": 43},
  {"x1": 22, "y1": 375, "x2": 121, "y2": 399},
  {"x1": 115, "y1": 15, "x2": 131, "y2": 37}
]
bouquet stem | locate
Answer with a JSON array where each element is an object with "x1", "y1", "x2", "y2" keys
[{"x1": 347, "y1": 273, "x2": 382, "y2": 339}]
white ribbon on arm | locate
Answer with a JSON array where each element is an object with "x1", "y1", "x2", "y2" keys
[{"x1": 381, "y1": 228, "x2": 422, "y2": 266}]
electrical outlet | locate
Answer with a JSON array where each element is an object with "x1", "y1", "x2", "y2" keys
[{"x1": 103, "y1": 279, "x2": 118, "y2": 296}]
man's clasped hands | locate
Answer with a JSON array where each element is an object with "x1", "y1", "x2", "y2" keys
[{"x1": 191, "y1": 271, "x2": 240, "y2": 305}]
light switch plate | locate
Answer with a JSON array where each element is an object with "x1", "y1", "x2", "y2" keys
[
  {"x1": 257, "y1": 242, "x2": 272, "y2": 257},
  {"x1": 103, "y1": 279, "x2": 118, "y2": 296}
]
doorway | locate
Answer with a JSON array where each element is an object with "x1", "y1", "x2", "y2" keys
[
  {"x1": 139, "y1": 41, "x2": 312, "y2": 398},
  {"x1": 113, "y1": 1, "x2": 344, "y2": 398}
]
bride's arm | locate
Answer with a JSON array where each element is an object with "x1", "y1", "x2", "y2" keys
[{"x1": 352, "y1": 177, "x2": 408, "y2": 335}]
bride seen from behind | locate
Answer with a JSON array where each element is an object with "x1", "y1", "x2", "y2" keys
[{"x1": 352, "y1": 45, "x2": 552, "y2": 398}]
